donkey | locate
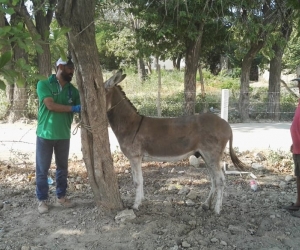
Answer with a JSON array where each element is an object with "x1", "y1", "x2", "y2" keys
[{"x1": 104, "y1": 70, "x2": 246, "y2": 214}]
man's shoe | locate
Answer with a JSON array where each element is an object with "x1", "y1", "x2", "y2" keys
[
  {"x1": 38, "y1": 201, "x2": 49, "y2": 214},
  {"x1": 56, "y1": 197, "x2": 75, "y2": 208}
]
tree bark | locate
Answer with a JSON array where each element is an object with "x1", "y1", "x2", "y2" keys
[
  {"x1": 183, "y1": 22, "x2": 204, "y2": 116},
  {"x1": 56, "y1": 0, "x2": 123, "y2": 213},
  {"x1": 34, "y1": 0, "x2": 56, "y2": 76}
]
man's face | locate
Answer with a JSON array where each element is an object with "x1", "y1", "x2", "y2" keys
[{"x1": 61, "y1": 64, "x2": 74, "y2": 82}]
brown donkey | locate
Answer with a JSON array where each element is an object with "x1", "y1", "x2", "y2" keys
[{"x1": 105, "y1": 70, "x2": 246, "y2": 214}]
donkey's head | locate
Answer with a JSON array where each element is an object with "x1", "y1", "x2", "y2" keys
[{"x1": 104, "y1": 70, "x2": 126, "y2": 111}]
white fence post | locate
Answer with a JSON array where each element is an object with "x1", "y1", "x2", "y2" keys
[{"x1": 221, "y1": 89, "x2": 229, "y2": 121}]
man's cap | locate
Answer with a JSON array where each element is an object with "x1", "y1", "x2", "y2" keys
[{"x1": 56, "y1": 57, "x2": 74, "y2": 67}]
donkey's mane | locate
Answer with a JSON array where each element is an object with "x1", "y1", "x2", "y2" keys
[{"x1": 116, "y1": 85, "x2": 140, "y2": 114}]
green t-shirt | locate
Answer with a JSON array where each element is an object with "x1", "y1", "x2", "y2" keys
[{"x1": 36, "y1": 74, "x2": 80, "y2": 139}]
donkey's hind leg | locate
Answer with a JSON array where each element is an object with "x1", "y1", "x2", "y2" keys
[
  {"x1": 202, "y1": 166, "x2": 216, "y2": 211},
  {"x1": 201, "y1": 153, "x2": 225, "y2": 214},
  {"x1": 129, "y1": 157, "x2": 144, "y2": 210},
  {"x1": 214, "y1": 168, "x2": 225, "y2": 214}
]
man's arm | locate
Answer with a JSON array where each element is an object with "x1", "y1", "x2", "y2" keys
[{"x1": 44, "y1": 97, "x2": 72, "y2": 112}]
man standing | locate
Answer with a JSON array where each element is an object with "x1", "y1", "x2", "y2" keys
[
  {"x1": 284, "y1": 78, "x2": 300, "y2": 217},
  {"x1": 36, "y1": 57, "x2": 81, "y2": 214}
]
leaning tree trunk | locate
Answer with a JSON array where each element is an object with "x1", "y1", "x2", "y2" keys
[
  {"x1": 15, "y1": 0, "x2": 56, "y2": 76},
  {"x1": 239, "y1": 41, "x2": 265, "y2": 122},
  {"x1": 56, "y1": 1, "x2": 123, "y2": 213},
  {"x1": 183, "y1": 23, "x2": 204, "y2": 116}
]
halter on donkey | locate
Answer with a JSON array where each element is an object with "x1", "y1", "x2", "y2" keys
[{"x1": 105, "y1": 70, "x2": 246, "y2": 214}]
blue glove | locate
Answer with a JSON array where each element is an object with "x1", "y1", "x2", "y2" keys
[{"x1": 71, "y1": 105, "x2": 81, "y2": 113}]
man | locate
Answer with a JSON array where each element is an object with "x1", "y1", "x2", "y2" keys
[
  {"x1": 36, "y1": 57, "x2": 81, "y2": 214},
  {"x1": 284, "y1": 78, "x2": 300, "y2": 217}
]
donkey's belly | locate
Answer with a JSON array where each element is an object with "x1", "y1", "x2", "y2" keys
[{"x1": 142, "y1": 151, "x2": 194, "y2": 162}]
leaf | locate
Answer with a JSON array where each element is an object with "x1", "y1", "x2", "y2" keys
[
  {"x1": 16, "y1": 76, "x2": 25, "y2": 88},
  {"x1": 58, "y1": 47, "x2": 67, "y2": 61},
  {"x1": 12, "y1": 0, "x2": 19, "y2": 6},
  {"x1": 0, "y1": 51, "x2": 12, "y2": 69},
  {"x1": 52, "y1": 27, "x2": 70, "y2": 41},
  {"x1": 35, "y1": 75, "x2": 48, "y2": 81},
  {"x1": 0, "y1": 26, "x2": 11, "y2": 36},
  {"x1": 0, "y1": 80, "x2": 6, "y2": 91}
]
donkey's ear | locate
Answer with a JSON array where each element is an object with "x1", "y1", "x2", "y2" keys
[
  {"x1": 115, "y1": 74, "x2": 126, "y2": 85},
  {"x1": 104, "y1": 70, "x2": 125, "y2": 88}
]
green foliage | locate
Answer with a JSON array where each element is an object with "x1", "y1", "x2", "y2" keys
[
  {"x1": 96, "y1": 22, "x2": 126, "y2": 70},
  {"x1": 0, "y1": 51, "x2": 11, "y2": 68},
  {"x1": 0, "y1": 51, "x2": 27, "y2": 90},
  {"x1": 282, "y1": 30, "x2": 300, "y2": 74},
  {"x1": 280, "y1": 94, "x2": 298, "y2": 120},
  {"x1": 219, "y1": 78, "x2": 240, "y2": 90}
]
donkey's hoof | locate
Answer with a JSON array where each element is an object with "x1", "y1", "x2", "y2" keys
[
  {"x1": 201, "y1": 203, "x2": 210, "y2": 211},
  {"x1": 132, "y1": 204, "x2": 140, "y2": 211},
  {"x1": 214, "y1": 208, "x2": 221, "y2": 215}
]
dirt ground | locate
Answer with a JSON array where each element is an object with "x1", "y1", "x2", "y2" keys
[{"x1": 1, "y1": 126, "x2": 300, "y2": 250}]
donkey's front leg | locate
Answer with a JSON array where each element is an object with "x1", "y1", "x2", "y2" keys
[{"x1": 129, "y1": 157, "x2": 144, "y2": 210}]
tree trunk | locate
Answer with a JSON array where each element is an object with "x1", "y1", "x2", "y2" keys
[
  {"x1": 34, "y1": 0, "x2": 56, "y2": 76},
  {"x1": 157, "y1": 64, "x2": 161, "y2": 117},
  {"x1": 137, "y1": 57, "x2": 147, "y2": 82},
  {"x1": 173, "y1": 54, "x2": 182, "y2": 70},
  {"x1": 56, "y1": 1, "x2": 123, "y2": 213},
  {"x1": 183, "y1": 23, "x2": 204, "y2": 116},
  {"x1": 7, "y1": 46, "x2": 28, "y2": 123},
  {"x1": 239, "y1": 41, "x2": 265, "y2": 121},
  {"x1": 176, "y1": 53, "x2": 182, "y2": 70},
  {"x1": 267, "y1": 43, "x2": 283, "y2": 121},
  {"x1": 15, "y1": 0, "x2": 55, "y2": 76},
  {"x1": 7, "y1": 13, "x2": 28, "y2": 123},
  {"x1": 198, "y1": 63, "x2": 208, "y2": 113},
  {"x1": 267, "y1": 9, "x2": 292, "y2": 121}
]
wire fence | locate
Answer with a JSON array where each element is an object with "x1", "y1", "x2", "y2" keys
[{"x1": 0, "y1": 88, "x2": 298, "y2": 123}]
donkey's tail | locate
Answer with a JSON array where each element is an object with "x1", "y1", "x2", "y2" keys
[{"x1": 229, "y1": 134, "x2": 247, "y2": 171}]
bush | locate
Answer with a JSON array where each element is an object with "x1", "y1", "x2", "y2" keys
[{"x1": 0, "y1": 91, "x2": 8, "y2": 119}]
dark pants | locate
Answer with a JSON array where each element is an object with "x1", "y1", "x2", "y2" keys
[
  {"x1": 293, "y1": 154, "x2": 300, "y2": 177},
  {"x1": 36, "y1": 136, "x2": 70, "y2": 201}
]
